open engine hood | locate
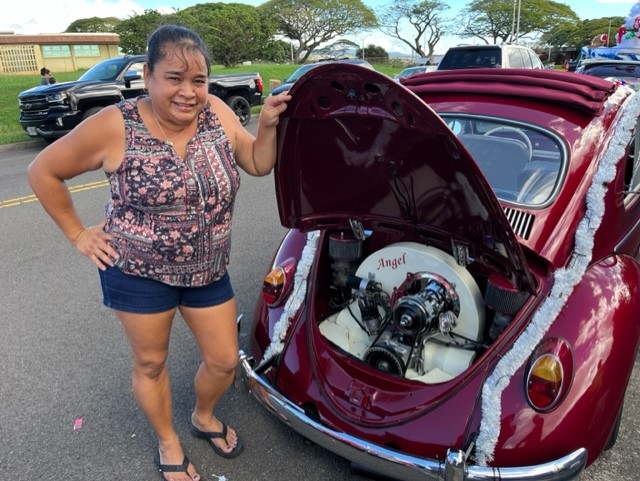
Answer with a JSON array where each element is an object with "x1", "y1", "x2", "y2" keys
[{"x1": 274, "y1": 63, "x2": 534, "y2": 293}]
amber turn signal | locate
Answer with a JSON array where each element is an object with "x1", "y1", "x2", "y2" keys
[{"x1": 262, "y1": 258, "x2": 297, "y2": 307}]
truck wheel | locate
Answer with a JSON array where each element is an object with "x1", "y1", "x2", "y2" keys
[
  {"x1": 82, "y1": 107, "x2": 103, "y2": 120},
  {"x1": 226, "y1": 96, "x2": 251, "y2": 125}
]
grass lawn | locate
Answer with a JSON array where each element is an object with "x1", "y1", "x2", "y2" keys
[{"x1": 0, "y1": 62, "x2": 404, "y2": 146}]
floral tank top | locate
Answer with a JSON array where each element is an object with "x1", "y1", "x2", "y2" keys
[{"x1": 104, "y1": 98, "x2": 240, "y2": 287}]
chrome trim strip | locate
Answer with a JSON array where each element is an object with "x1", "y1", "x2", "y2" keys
[{"x1": 240, "y1": 353, "x2": 586, "y2": 481}]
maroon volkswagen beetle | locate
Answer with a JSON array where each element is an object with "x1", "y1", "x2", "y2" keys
[{"x1": 240, "y1": 64, "x2": 640, "y2": 480}]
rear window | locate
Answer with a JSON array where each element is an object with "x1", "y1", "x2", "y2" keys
[
  {"x1": 443, "y1": 115, "x2": 565, "y2": 206},
  {"x1": 438, "y1": 47, "x2": 502, "y2": 70},
  {"x1": 584, "y1": 64, "x2": 640, "y2": 79}
]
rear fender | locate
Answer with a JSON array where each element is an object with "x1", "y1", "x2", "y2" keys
[
  {"x1": 249, "y1": 229, "x2": 310, "y2": 363},
  {"x1": 494, "y1": 254, "x2": 640, "y2": 467}
]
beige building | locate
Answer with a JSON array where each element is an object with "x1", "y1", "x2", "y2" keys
[{"x1": 0, "y1": 32, "x2": 120, "y2": 75}]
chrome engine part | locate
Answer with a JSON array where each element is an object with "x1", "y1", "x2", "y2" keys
[{"x1": 319, "y1": 242, "x2": 485, "y2": 384}]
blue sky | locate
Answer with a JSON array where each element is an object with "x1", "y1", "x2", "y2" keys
[{"x1": 2, "y1": 0, "x2": 638, "y2": 55}]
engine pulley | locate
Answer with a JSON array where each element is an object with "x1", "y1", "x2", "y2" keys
[{"x1": 364, "y1": 346, "x2": 405, "y2": 375}]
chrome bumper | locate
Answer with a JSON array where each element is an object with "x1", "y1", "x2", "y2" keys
[{"x1": 239, "y1": 351, "x2": 587, "y2": 481}]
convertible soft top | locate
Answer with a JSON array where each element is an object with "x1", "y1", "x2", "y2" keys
[{"x1": 402, "y1": 68, "x2": 618, "y2": 115}]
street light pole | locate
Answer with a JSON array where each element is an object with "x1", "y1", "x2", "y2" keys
[
  {"x1": 361, "y1": 36, "x2": 371, "y2": 60},
  {"x1": 511, "y1": 0, "x2": 517, "y2": 43},
  {"x1": 515, "y1": 0, "x2": 522, "y2": 44}
]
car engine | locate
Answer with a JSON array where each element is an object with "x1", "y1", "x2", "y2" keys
[{"x1": 319, "y1": 237, "x2": 485, "y2": 384}]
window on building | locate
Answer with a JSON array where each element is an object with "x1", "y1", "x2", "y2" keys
[
  {"x1": 42, "y1": 45, "x2": 71, "y2": 58},
  {"x1": 73, "y1": 45, "x2": 100, "y2": 57}
]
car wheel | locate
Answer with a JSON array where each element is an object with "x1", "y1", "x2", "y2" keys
[
  {"x1": 82, "y1": 106, "x2": 103, "y2": 120},
  {"x1": 226, "y1": 96, "x2": 251, "y2": 125}
]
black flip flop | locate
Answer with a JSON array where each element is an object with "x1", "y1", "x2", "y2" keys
[
  {"x1": 155, "y1": 453, "x2": 194, "y2": 480},
  {"x1": 190, "y1": 422, "x2": 244, "y2": 459}
]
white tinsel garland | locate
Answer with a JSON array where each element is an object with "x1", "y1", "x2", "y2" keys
[
  {"x1": 263, "y1": 230, "x2": 321, "y2": 361},
  {"x1": 475, "y1": 88, "x2": 640, "y2": 466}
]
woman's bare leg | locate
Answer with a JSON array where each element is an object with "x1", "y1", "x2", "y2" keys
[
  {"x1": 116, "y1": 308, "x2": 200, "y2": 481},
  {"x1": 181, "y1": 299, "x2": 240, "y2": 454}
]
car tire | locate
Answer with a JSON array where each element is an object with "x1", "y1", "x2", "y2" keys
[
  {"x1": 82, "y1": 106, "x2": 103, "y2": 120},
  {"x1": 226, "y1": 96, "x2": 251, "y2": 125},
  {"x1": 604, "y1": 400, "x2": 624, "y2": 451}
]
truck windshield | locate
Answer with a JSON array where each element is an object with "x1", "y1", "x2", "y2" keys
[{"x1": 78, "y1": 58, "x2": 128, "y2": 82}]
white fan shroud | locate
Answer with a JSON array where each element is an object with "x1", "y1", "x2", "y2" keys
[{"x1": 319, "y1": 242, "x2": 485, "y2": 383}]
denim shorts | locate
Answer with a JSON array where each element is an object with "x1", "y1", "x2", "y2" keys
[{"x1": 98, "y1": 266, "x2": 234, "y2": 314}]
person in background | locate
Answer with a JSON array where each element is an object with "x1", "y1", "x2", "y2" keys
[
  {"x1": 40, "y1": 67, "x2": 51, "y2": 85},
  {"x1": 28, "y1": 24, "x2": 291, "y2": 481}
]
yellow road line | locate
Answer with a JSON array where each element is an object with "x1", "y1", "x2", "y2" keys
[{"x1": 0, "y1": 179, "x2": 108, "y2": 209}]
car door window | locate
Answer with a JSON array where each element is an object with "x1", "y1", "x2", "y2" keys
[
  {"x1": 528, "y1": 50, "x2": 542, "y2": 68},
  {"x1": 520, "y1": 49, "x2": 533, "y2": 68},
  {"x1": 124, "y1": 61, "x2": 145, "y2": 80},
  {"x1": 508, "y1": 48, "x2": 525, "y2": 68},
  {"x1": 122, "y1": 61, "x2": 146, "y2": 97}
]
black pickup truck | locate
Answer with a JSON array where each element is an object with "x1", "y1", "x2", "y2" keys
[{"x1": 18, "y1": 55, "x2": 263, "y2": 141}]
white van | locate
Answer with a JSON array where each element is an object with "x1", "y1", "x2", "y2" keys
[{"x1": 437, "y1": 44, "x2": 544, "y2": 70}]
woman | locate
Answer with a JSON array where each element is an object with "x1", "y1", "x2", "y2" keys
[
  {"x1": 28, "y1": 25, "x2": 291, "y2": 481},
  {"x1": 40, "y1": 67, "x2": 51, "y2": 85}
]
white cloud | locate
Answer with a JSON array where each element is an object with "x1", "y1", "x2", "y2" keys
[{"x1": 0, "y1": 0, "x2": 145, "y2": 34}]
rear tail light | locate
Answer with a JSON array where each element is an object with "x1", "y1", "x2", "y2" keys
[
  {"x1": 525, "y1": 337, "x2": 573, "y2": 412},
  {"x1": 262, "y1": 257, "x2": 297, "y2": 307},
  {"x1": 256, "y1": 75, "x2": 264, "y2": 93},
  {"x1": 527, "y1": 354, "x2": 563, "y2": 409}
]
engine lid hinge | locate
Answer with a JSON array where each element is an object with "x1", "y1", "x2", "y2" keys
[
  {"x1": 349, "y1": 219, "x2": 366, "y2": 241},
  {"x1": 451, "y1": 241, "x2": 472, "y2": 267}
]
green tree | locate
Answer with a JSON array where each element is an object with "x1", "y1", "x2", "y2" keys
[
  {"x1": 66, "y1": 16, "x2": 121, "y2": 33},
  {"x1": 457, "y1": 0, "x2": 578, "y2": 45},
  {"x1": 378, "y1": 0, "x2": 449, "y2": 58},
  {"x1": 356, "y1": 44, "x2": 390, "y2": 61},
  {"x1": 542, "y1": 17, "x2": 625, "y2": 49},
  {"x1": 175, "y1": 3, "x2": 273, "y2": 67},
  {"x1": 261, "y1": 0, "x2": 378, "y2": 63},
  {"x1": 258, "y1": 39, "x2": 291, "y2": 63},
  {"x1": 114, "y1": 9, "x2": 167, "y2": 55}
]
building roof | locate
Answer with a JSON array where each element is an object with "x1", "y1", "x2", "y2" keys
[{"x1": 0, "y1": 33, "x2": 119, "y2": 45}]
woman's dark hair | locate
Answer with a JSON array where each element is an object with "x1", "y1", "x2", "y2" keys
[
  {"x1": 40, "y1": 67, "x2": 50, "y2": 76},
  {"x1": 146, "y1": 25, "x2": 211, "y2": 74}
]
